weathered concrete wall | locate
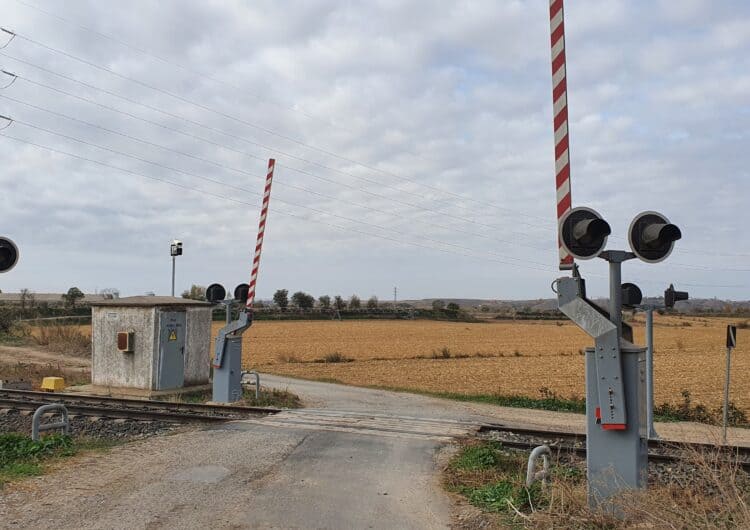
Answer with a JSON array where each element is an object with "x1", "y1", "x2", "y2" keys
[
  {"x1": 184, "y1": 307, "x2": 211, "y2": 385},
  {"x1": 92, "y1": 306, "x2": 157, "y2": 389}
]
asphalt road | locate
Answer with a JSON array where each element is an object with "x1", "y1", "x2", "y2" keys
[
  {"x1": 2, "y1": 374, "x2": 747, "y2": 529},
  {"x1": 0, "y1": 375, "x2": 493, "y2": 530}
]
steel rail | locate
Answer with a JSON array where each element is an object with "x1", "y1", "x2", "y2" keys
[
  {"x1": 0, "y1": 389, "x2": 280, "y2": 420},
  {"x1": 478, "y1": 424, "x2": 750, "y2": 471}
]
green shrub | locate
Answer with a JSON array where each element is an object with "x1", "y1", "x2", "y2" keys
[{"x1": 452, "y1": 445, "x2": 500, "y2": 470}]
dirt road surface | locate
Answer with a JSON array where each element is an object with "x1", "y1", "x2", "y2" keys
[{"x1": 1, "y1": 375, "x2": 748, "y2": 529}]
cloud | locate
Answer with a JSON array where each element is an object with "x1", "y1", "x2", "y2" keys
[{"x1": 0, "y1": 0, "x2": 748, "y2": 301}]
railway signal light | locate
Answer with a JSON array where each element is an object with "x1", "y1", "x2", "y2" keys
[
  {"x1": 621, "y1": 282, "x2": 642, "y2": 308},
  {"x1": 0, "y1": 237, "x2": 18, "y2": 273},
  {"x1": 559, "y1": 207, "x2": 611, "y2": 260},
  {"x1": 628, "y1": 211, "x2": 681, "y2": 263},
  {"x1": 664, "y1": 284, "x2": 688, "y2": 308},
  {"x1": 233, "y1": 283, "x2": 250, "y2": 302},
  {"x1": 206, "y1": 283, "x2": 226, "y2": 303}
]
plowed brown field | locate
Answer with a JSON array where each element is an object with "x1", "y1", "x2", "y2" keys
[{"x1": 220, "y1": 315, "x2": 749, "y2": 410}]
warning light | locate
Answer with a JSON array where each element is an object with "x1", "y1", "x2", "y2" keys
[
  {"x1": 234, "y1": 283, "x2": 250, "y2": 302},
  {"x1": 559, "y1": 207, "x2": 611, "y2": 260},
  {"x1": 664, "y1": 284, "x2": 688, "y2": 308},
  {"x1": 0, "y1": 237, "x2": 19, "y2": 273},
  {"x1": 621, "y1": 283, "x2": 642, "y2": 308},
  {"x1": 206, "y1": 283, "x2": 226, "y2": 303},
  {"x1": 628, "y1": 211, "x2": 681, "y2": 263}
]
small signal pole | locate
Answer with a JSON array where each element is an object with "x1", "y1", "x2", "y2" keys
[
  {"x1": 169, "y1": 239, "x2": 182, "y2": 297},
  {"x1": 722, "y1": 324, "x2": 737, "y2": 444}
]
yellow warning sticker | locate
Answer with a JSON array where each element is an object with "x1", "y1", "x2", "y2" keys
[{"x1": 168, "y1": 330, "x2": 177, "y2": 341}]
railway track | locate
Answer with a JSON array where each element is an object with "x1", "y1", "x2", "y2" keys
[
  {"x1": 1, "y1": 389, "x2": 747, "y2": 471},
  {"x1": 0, "y1": 388, "x2": 279, "y2": 423},
  {"x1": 478, "y1": 423, "x2": 750, "y2": 471}
]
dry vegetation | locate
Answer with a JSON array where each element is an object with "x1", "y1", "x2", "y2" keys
[
  {"x1": 225, "y1": 315, "x2": 750, "y2": 411},
  {"x1": 27, "y1": 324, "x2": 91, "y2": 356},
  {"x1": 445, "y1": 438, "x2": 750, "y2": 529}
]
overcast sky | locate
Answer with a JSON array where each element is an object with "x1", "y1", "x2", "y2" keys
[{"x1": 0, "y1": 0, "x2": 748, "y2": 301}]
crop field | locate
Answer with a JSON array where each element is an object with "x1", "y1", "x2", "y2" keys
[{"x1": 224, "y1": 315, "x2": 750, "y2": 411}]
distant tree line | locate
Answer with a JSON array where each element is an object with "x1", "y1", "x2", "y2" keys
[{"x1": 270, "y1": 289, "x2": 378, "y2": 311}]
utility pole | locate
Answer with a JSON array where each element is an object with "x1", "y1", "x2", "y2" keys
[
  {"x1": 393, "y1": 286, "x2": 397, "y2": 304},
  {"x1": 170, "y1": 240, "x2": 182, "y2": 296}
]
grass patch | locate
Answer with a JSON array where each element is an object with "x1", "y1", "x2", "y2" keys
[
  {"x1": 452, "y1": 442, "x2": 503, "y2": 470},
  {"x1": 0, "y1": 433, "x2": 72, "y2": 487},
  {"x1": 445, "y1": 439, "x2": 750, "y2": 528},
  {"x1": 654, "y1": 389, "x2": 748, "y2": 427},
  {"x1": 0, "y1": 433, "x2": 120, "y2": 487},
  {"x1": 445, "y1": 440, "x2": 545, "y2": 517},
  {"x1": 423, "y1": 386, "x2": 586, "y2": 414},
  {"x1": 243, "y1": 387, "x2": 302, "y2": 408}
]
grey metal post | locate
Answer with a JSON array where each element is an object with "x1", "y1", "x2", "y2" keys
[
  {"x1": 224, "y1": 300, "x2": 232, "y2": 325},
  {"x1": 608, "y1": 260, "x2": 622, "y2": 336},
  {"x1": 171, "y1": 256, "x2": 176, "y2": 297},
  {"x1": 558, "y1": 251, "x2": 647, "y2": 510},
  {"x1": 722, "y1": 346, "x2": 732, "y2": 444},
  {"x1": 645, "y1": 307, "x2": 657, "y2": 439}
]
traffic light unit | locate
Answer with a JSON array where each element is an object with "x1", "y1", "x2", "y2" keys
[
  {"x1": 556, "y1": 205, "x2": 684, "y2": 506},
  {"x1": 558, "y1": 207, "x2": 611, "y2": 260},
  {"x1": 0, "y1": 237, "x2": 19, "y2": 273},
  {"x1": 628, "y1": 211, "x2": 681, "y2": 263},
  {"x1": 664, "y1": 284, "x2": 689, "y2": 308}
]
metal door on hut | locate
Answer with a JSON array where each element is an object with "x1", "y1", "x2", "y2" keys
[{"x1": 158, "y1": 311, "x2": 186, "y2": 389}]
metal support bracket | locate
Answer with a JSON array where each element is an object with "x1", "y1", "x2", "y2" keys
[
  {"x1": 526, "y1": 445, "x2": 551, "y2": 487},
  {"x1": 557, "y1": 275, "x2": 627, "y2": 428},
  {"x1": 212, "y1": 311, "x2": 251, "y2": 368},
  {"x1": 32, "y1": 404, "x2": 70, "y2": 441},
  {"x1": 241, "y1": 370, "x2": 260, "y2": 400}
]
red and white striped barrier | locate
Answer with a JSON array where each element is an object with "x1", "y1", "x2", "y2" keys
[
  {"x1": 549, "y1": 0, "x2": 574, "y2": 270},
  {"x1": 246, "y1": 158, "x2": 275, "y2": 309}
]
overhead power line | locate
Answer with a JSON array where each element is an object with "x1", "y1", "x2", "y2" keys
[
  {"x1": 0, "y1": 131, "x2": 566, "y2": 275},
  {"x1": 10, "y1": 0, "x2": 346, "y2": 129},
  {"x1": 0, "y1": 61, "x2": 551, "y2": 239},
  {"x1": 3, "y1": 30, "x2": 559, "y2": 227},
  {"x1": 4, "y1": 54, "x2": 746, "y2": 264},
  {"x1": 0, "y1": 93, "x2": 552, "y2": 254},
  {"x1": 1, "y1": 119, "x2": 556, "y2": 270},
  {"x1": 0, "y1": 123, "x2": 742, "y2": 289}
]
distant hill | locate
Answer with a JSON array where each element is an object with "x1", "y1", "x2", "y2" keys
[{"x1": 404, "y1": 297, "x2": 750, "y2": 314}]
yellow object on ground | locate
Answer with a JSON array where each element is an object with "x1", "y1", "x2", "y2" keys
[{"x1": 40, "y1": 377, "x2": 65, "y2": 392}]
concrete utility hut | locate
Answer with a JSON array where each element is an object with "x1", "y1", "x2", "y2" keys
[{"x1": 91, "y1": 296, "x2": 211, "y2": 392}]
